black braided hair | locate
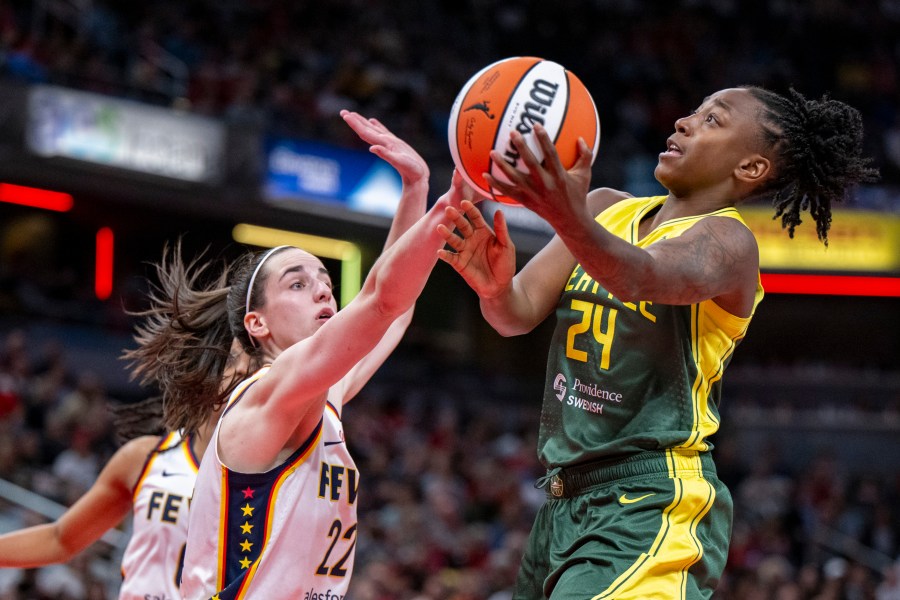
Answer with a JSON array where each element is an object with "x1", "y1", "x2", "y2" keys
[{"x1": 743, "y1": 86, "x2": 879, "y2": 244}]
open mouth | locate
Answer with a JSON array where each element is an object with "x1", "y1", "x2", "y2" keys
[
  {"x1": 317, "y1": 309, "x2": 334, "y2": 321},
  {"x1": 661, "y1": 138, "x2": 683, "y2": 157}
]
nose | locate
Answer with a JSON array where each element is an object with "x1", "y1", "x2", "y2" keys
[
  {"x1": 674, "y1": 114, "x2": 691, "y2": 135},
  {"x1": 315, "y1": 279, "x2": 333, "y2": 303}
]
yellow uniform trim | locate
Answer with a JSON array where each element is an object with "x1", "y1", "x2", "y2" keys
[
  {"x1": 591, "y1": 450, "x2": 716, "y2": 600},
  {"x1": 131, "y1": 431, "x2": 178, "y2": 503}
]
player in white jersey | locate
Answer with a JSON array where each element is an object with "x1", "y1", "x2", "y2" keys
[
  {"x1": 184, "y1": 372, "x2": 357, "y2": 599},
  {"x1": 173, "y1": 112, "x2": 474, "y2": 599},
  {"x1": 0, "y1": 425, "x2": 194, "y2": 600},
  {"x1": 0, "y1": 338, "x2": 249, "y2": 599},
  {"x1": 119, "y1": 430, "x2": 199, "y2": 599}
]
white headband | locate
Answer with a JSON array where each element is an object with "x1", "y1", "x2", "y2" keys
[{"x1": 245, "y1": 245, "x2": 291, "y2": 316}]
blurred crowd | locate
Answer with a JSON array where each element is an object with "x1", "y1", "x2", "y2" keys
[
  {"x1": 1, "y1": 0, "x2": 900, "y2": 200},
  {"x1": 0, "y1": 326, "x2": 898, "y2": 600},
  {"x1": 1, "y1": 1, "x2": 900, "y2": 598}
]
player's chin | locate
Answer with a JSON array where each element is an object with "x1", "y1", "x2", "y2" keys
[{"x1": 652, "y1": 162, "x2": 672, "y2": 187}]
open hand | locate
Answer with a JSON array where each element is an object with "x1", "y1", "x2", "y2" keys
[
  {"x1": 437, "y1": 195, "x2": 516, "y2": 300},
  {"x1": 341, "y1": 110, "x2": 429, "y2": 187}
]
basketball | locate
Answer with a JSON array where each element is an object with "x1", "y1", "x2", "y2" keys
[{"x1": 447, "y1": 56, "x2": 600, "y2": 205}]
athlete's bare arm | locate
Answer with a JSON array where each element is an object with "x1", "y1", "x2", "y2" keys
[
  {"x1": 0, "y1": 435, "x2": 158, "y2": 567},
  {"x1": 440, "y1": 187, "x2": 632, "y2": 336},
  {"x1": 487, "y1": 126, "x2": 759, "y2": 317},
  {"x1": 220, "y1": 175, "x2": 468, "y2": 472},
  {"x1": 337, "y1": 111, "x2": 429, "y2": 404}
]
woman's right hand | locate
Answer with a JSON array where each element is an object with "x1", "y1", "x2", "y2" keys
[{"x1": 437, "y1": 198, "x2": 517, "y2": 300}]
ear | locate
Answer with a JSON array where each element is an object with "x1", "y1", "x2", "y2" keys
[
  {"x1": 244, "y1": 311, "x2": 268, "y2": 345},
  {"x1": 735, "y1": 154, "x2": 771, "y2": 184}
]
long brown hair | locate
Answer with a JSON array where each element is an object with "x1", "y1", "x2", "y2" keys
[{"x1": 122, "y1": 241, "x2": 237, "y2": 434}]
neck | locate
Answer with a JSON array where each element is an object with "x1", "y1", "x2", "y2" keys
[
  {"x1": 659, "y1": 187, "x2": 738, "y2": 220},
  {"x1": 192, "y1": 420, "x2": 215, "y2": 460}
]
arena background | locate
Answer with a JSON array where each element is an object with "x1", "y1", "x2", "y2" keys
[{"x1": 0, "y1": 1, "x2": 898, "y2": 598}]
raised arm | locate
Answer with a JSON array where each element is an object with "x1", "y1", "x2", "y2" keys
[
  {"x1": 221, "y1": 174, "x2": 469, "y2": 471},
  {"x1": 486, "y1": 125, "x2": 759, "y2": 315},
  {"x1": 341, "y1": 110, "x2": 429, "y2": 249},
  {"x1": 0, "y1": 436, "x2": 156, "y2": 567},
  {"x1": 336, "y1": 110, "x2": 430, "y2": 402},
  {"x1": 437, "y1": 185, "x2": 632, "y2": 336},
  {"x1": 438, "y1": 201, "x2": 571, "y2": 336}
]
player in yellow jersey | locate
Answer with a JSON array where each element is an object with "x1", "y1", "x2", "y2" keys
[{"x1": 438, "y1": 86, "x2": 877, "y2": 599}]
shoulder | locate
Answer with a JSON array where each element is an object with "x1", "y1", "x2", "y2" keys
[
  {"x1": 101, "y1": 435, "x2": 162, "y2": 491},
  {"x1": 587, "y1": 187, "x2": 634, "y2": 217},
  {"x1": 679, "y1": 214, "x2": 759, "y2": 262},
  {"x1": 684, "y1": 215, "x2": 760, "y2": 288},
  {"x1": 697, "y1": 214, "x2": 759, "y2": 252},
  {"x1": 117, "y1": 435, "x2": 164, "y2": 463}
]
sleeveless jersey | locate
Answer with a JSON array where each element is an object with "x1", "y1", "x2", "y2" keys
[
  {"x1": 538, "y1": 196, "x2": 764, "y2": 467},
  {"x1": 119, "y1": 431, "x2": 199, "y2": 600},
  {"x1": 181, "y1": 367, "x2": 359, "y2": 600}
]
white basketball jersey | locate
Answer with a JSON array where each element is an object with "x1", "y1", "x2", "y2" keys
[
  {"x1": 120, "y1": 431, "x2": 199, "y2": 600},
  {"x1": 181, "y1": 367, "x2": 359, "y2": 600}
]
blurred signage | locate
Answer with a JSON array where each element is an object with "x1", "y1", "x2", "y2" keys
[
  {"x1": 480, "y1": 199, "x2": 555, "y2": 237},
  {"x1": 741, "y1": 206, "x2": 900, "y2": 273},
  {"x1": 478, "y1": 201, "x2": 900, "y2": 273},
  {"x1": 26, "y1": 85, "x2": 225, "y2": 183},
  {"x1": 264, "y1": 138, "x2": 401, "y2": 217}
]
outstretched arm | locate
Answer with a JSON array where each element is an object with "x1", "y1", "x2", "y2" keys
[
  {"x1": 337, "y1": 110, "x2": 430, "y2": 403},
  {"x1": 487, "y1": 124, "x2": 759, "y2": 313},
  {"x1": 222, "y1": 173, "x2": 470, "y2": 471},
  {"x1": 341, "y1": 110, "x2": 429, "y2": 249},
  {"x1": 0, "y1": 436, "x2": 156, "y2": 567},
  {"x1": 438, "y1": 200, "x2": 576, "y2": 336}
]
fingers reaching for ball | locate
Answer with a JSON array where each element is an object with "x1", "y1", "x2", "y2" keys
[
  {"x1": 436, "y1": 200, "x2": 517, "y2": 298},
  {"x1": 447, "y1": 56, "x2": 599, "y2": 205}
]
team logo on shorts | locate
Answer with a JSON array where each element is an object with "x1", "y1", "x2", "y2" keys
[{"x1": 553, "y1": 373, "x2": 566, "y2": 401}]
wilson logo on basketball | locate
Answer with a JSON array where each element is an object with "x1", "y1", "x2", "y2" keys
[{"x1": 502, "y1": 79, "x2": 560, "y2": 168}]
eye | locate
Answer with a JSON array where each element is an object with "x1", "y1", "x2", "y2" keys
[
  {"x1": 317, "y1": 275, "x2": 334, "y2": 290},
  {"x1": 705, "y1": 113, "x2": 719, "y2": 125},
  {"x1": 290, "y1": 280, "x2": 307, "y2": 290}
]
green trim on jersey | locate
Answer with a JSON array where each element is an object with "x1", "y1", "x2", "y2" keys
[{"x1": 537, "y1": 196, "x2": 763, "y2": 467}]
